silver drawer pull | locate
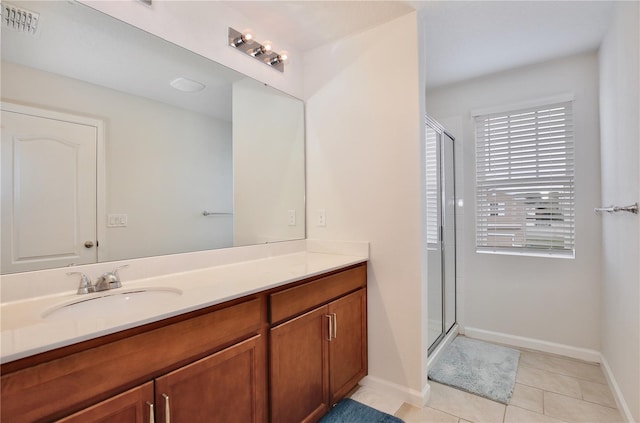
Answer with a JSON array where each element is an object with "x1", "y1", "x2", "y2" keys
[
  {"x1": 325, "y1": 314, "x2": 332, "y2": 341},
  {"x1": 332, "y1": 313, "x2": 337, "y2": 339},
  {"x1": 146, "y1": 402, "x2": 155, "y2": 423},
  {"x1": 162, "y1": 393, "x2": 170, "y2": 423}
]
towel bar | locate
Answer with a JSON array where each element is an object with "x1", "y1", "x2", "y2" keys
[{"x1": 594, "y1": 203, "x2": 638, "y2": 214}]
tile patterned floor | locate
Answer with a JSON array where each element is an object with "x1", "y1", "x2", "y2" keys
[{"x1": 352, "y1": 343, "x2": 625, "y2": 423}]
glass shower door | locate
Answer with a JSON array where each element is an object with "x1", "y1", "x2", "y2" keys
[
  {"x1": 426, "y1": 124, "x2": 443, "y2": 348},
  {"x1": 442, "y1": 133, "x2": 456, "y2": 335},
  {"x1": 425, "y1": 116, "x2": 456, "y2": 353}
]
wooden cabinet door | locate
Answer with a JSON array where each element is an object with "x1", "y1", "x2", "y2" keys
[
  {"x1": 270, "y1": 306, "x2": 330, "y2": 423},
  {"x1": 328, "y1": 289, "x2": 367, "y2": 404},
  {"x1": 155, "y1": 335, "x2": 266, "y2": 423},
  {"x1": 57, "y1": 382, "x2": 154, "y2": 423}
]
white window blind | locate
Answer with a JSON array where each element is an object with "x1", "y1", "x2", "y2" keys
[
  {"x1": 475, "y1": 101, "x2": 575, "y2": 257},
  {"x1": 425, "y1": 124, "x2": 439, "y2": 246}
]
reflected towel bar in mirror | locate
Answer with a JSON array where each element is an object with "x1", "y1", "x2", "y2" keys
[{"x1": 202, "y1": 211, "x2": 233, "y2": 216}]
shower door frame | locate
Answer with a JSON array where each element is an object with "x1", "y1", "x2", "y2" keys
[{"x1": 426, "y1": 115, "x2": 457, "y2": 355}]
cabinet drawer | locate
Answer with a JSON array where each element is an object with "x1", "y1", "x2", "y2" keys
[
  {"x1": 1, "y1": 297, "x2": 263, "y2": 423},
  {"x1": 270, "y1": 264, "x2": 366, "y2": 324}
]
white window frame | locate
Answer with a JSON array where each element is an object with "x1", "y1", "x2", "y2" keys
[{"x1": 473, "y1": 94, "x2": 575, "y2": 258}]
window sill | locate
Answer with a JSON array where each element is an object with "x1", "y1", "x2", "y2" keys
[{"x1": 476, "y1": 249, "x2": 575, "y2": 259}]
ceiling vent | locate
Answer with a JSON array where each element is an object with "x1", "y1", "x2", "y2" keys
[{"x1": 2, "y1": 3, "x2": 39, "y2": 35}]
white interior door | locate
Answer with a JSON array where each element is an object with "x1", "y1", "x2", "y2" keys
[{"x1": 1, "y1": 106, "x2": 98, "y2": 273}]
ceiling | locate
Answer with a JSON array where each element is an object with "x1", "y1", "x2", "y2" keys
[
  {"x1": 417, "y1": 1, "x2": 615, "y2": 89},
  {"x1": 3, "y1": 0, "x2": 616, "y2": 108},
  {"x1": 221, "y1": 1, "x2": 415, "y2": 51},
  {"x1": 224, "y1": 1, "x2": 615, "y2": 89}
]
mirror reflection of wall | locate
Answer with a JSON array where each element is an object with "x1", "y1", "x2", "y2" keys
[
  {"x1": 0, "y1": 1, "x2": 305, "y2": 274},
  {"x1": 2, "y1": 62, "x2": 234, "y2": 264},
  {"x1": 233, "y1": 79, "x2": 305, "y2": 246}
]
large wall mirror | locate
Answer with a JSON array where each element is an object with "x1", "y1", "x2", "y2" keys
[{"x1": 1, "y1": 1, "x2": 305, "y2": 274}]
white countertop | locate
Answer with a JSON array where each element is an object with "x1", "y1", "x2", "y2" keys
[{"x1": 1, "y1": 251, "x2": 367, "y2": 363}]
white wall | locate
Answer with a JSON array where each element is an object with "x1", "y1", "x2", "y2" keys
[
  {"x1": 2, "y1": 62, "x2": 233, "y2": 262},
  {"x1": 427, "y1": 52, "x2": 603, "y2": 354},
  {"x1": 232, "y1": 78, "x2": 305, "y2": 245},
  {"x1": 598, "y1": 2, "x2": 640, "y2": 421},
  {"x1": 304, "y1": 12, "x2": 429, "y2": 403},
  {"x1": 80, "y1": 0, "x2": 303, "y2": 99}
]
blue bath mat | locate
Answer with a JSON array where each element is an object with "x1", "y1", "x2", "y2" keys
[
  {"x1": 319, "y1": 399, "x2": 404, "y2": 423},
  {"x1": 428, "y1": 336, "x2": 520, "y2": 404}
]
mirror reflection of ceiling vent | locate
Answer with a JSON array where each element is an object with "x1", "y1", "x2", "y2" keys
[{"x1": 2, "y1": 3, "x2": 39, "y2": 35}]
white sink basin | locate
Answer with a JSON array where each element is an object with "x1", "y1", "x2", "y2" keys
[{"x1": 42, "y1": 288, "x2": 182, "y2": 320}]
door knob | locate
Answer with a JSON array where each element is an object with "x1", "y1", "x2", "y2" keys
[{"x1": 84, "y1": 241, "x2": 94, "y2": 248}]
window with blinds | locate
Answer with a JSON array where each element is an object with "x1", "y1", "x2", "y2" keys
[
  {"x1": 475, "y1": 100, "x2": 575, "y2": 257},
  {"x1": 425, "y1": 124, "x2": 439, "y2": 247}
]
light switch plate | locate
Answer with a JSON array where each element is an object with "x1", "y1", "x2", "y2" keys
[
  {"x1": 317, "y1": 209, "x2": 326, "y2": 227},
  {"x1": 107, "y1": 214, "x2": 128, "y2": 227},
  {"x1": 287, "y1": 209, "x2": 296, "y2": 226}
]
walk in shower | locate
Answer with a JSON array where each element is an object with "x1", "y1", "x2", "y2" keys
[{"x1": 425, "y1": 115, "x2": 457, "y2": 354}]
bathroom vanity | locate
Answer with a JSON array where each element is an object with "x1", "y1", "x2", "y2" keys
[{"x1": 0, "y1": 254, "x2": 367, "y2": 423}]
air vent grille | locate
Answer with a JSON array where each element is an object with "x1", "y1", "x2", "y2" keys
[{"x1": 2, "y1": 3, "x2": 39, "y2": 34}]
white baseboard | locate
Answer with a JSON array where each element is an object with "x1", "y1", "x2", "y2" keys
[
  {"x1": 600, "y1": 355, "x2": 635, "y2": 423},
  {"x1": 359, "y1": 374, "x2": 430, "y2": 408},
  {"x1": 463, "y1": 327, "x2": 601, "y2": 363}
]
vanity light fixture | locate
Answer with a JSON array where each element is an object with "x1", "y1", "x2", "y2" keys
[{"x1": 228, "y1": 27, "x2": 287, "y2": 73}]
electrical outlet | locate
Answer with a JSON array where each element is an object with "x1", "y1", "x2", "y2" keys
[
  {"x1": 287, "y1": 209, "x2": 296, "y2": 226},
  {"x1": 317, "y1": 209, "x2": 326, "y2": 227}
]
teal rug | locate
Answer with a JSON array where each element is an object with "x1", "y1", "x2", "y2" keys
[
  {"x1": 428, "y1": 336, "x2": 520, "y2": 404},
  {"x1": 319, "y1": 399, "x2": 403, "y2": 423}
]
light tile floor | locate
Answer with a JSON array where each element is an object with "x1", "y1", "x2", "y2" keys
[{"x1": 352, "y1": 343, "x2": 625, "y2": 423}]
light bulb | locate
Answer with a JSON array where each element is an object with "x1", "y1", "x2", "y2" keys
[
  {"x1": 269, "y1": 51, "x2": 289, "y2": 66},
  {"x1": 232, "y1": 32, "x2": 253, "y2": 47},
  {"x1": 251, "y1": 43, "x2": 272, "y2": 57}
]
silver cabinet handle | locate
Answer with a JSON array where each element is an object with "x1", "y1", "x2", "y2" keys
[
  {"x1": 162, "y1": 394, "x2": 170, "y2": 423},
  {"x1": 146, "y1": 402, "x2": 155, "y2": 423},
  {"x1": 332, "y1": 313, "x2": 337, "y2": 339},
  {"x1": 325, "y1": 314, "x2": 332, "y2": 341}
]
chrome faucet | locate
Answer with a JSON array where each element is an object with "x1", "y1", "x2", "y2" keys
[
  {"x1": 67, "y1": 264, "x2": 129, "y2": 294},
  {"x1": 67, "y1": 272, "x2": 95, "y2": 294},
  {"x1": 95, "y1": 265, "x2": 129, "y2": 291}
]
